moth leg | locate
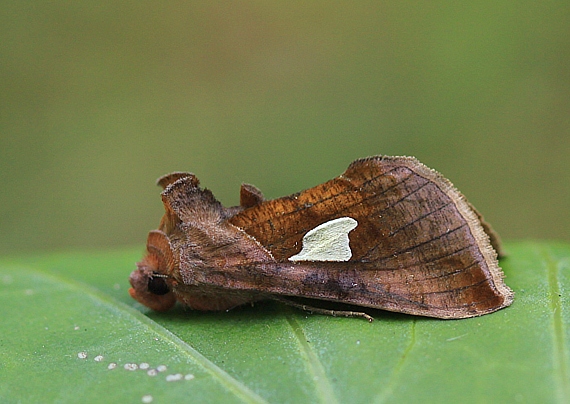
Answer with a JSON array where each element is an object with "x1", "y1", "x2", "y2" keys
[{"x1": 271, "y1": 296, "x2": 374, "y2": 322}]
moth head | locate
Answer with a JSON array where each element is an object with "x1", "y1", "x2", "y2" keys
[
  {"x1": 129, "y1": 230, "x2": 177, "y2": 311},
  {"x1": 129, "y1": 254, "x2": 176, "y2": 311}
]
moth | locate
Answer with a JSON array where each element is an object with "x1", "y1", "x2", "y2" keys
[{"x1": 129, "y1": 156, "x2": 513, "y2": 320}]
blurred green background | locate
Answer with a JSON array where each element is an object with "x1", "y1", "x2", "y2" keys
[{"x1": 1, "y1": 1, "x2": 569, "y2": 255}]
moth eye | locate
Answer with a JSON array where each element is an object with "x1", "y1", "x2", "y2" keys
[{"x1": 147, "y1": 275, "x2": 170, "y2": 295}]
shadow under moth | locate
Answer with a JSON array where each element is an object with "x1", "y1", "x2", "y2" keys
[{"x1": 129, "y1": 156, "x2": 513, "y2": 320}]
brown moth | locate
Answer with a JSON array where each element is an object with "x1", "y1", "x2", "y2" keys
[{"x1": 129, "y1": 156, "x2": 513, "y2": 320}]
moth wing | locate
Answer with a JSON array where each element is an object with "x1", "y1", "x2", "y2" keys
[{"x1": 228, "y1": 156, "x2": 513, "y2": 318}]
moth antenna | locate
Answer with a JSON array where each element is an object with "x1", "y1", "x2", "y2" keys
[{"x1": 271, "y1": 296, "x2": 374, "y2": 322}]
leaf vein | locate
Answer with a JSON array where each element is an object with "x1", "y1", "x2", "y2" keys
[
  {"x1": 373, "y1": 319, "x2": 417, "y2": 404},
  {"x1": 285, "y1": 315, "x2": 339, "y2": 404},
  {"x1": 543, "y1": 245, "x2": 570, "y2": 402},
  {"x1": 24, "y1": 268, "x2": 268, "y2": 404}
]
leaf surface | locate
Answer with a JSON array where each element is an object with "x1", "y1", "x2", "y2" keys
[{"x1": 1, "y1": 242, "x2": 568, "y2": 403}]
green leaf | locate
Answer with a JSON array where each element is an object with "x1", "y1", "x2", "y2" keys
[{"x1": 1, "y1": 241, "x2": 569, "y2": 403}]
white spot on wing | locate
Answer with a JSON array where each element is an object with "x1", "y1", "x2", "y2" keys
[{"x1": 289, "y1": 217, "x2": 358, "y2": 262}]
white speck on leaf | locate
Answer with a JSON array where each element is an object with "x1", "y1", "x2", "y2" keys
[{"x1": 166, "y1": 373, "x2": 183, "y2": 382}]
